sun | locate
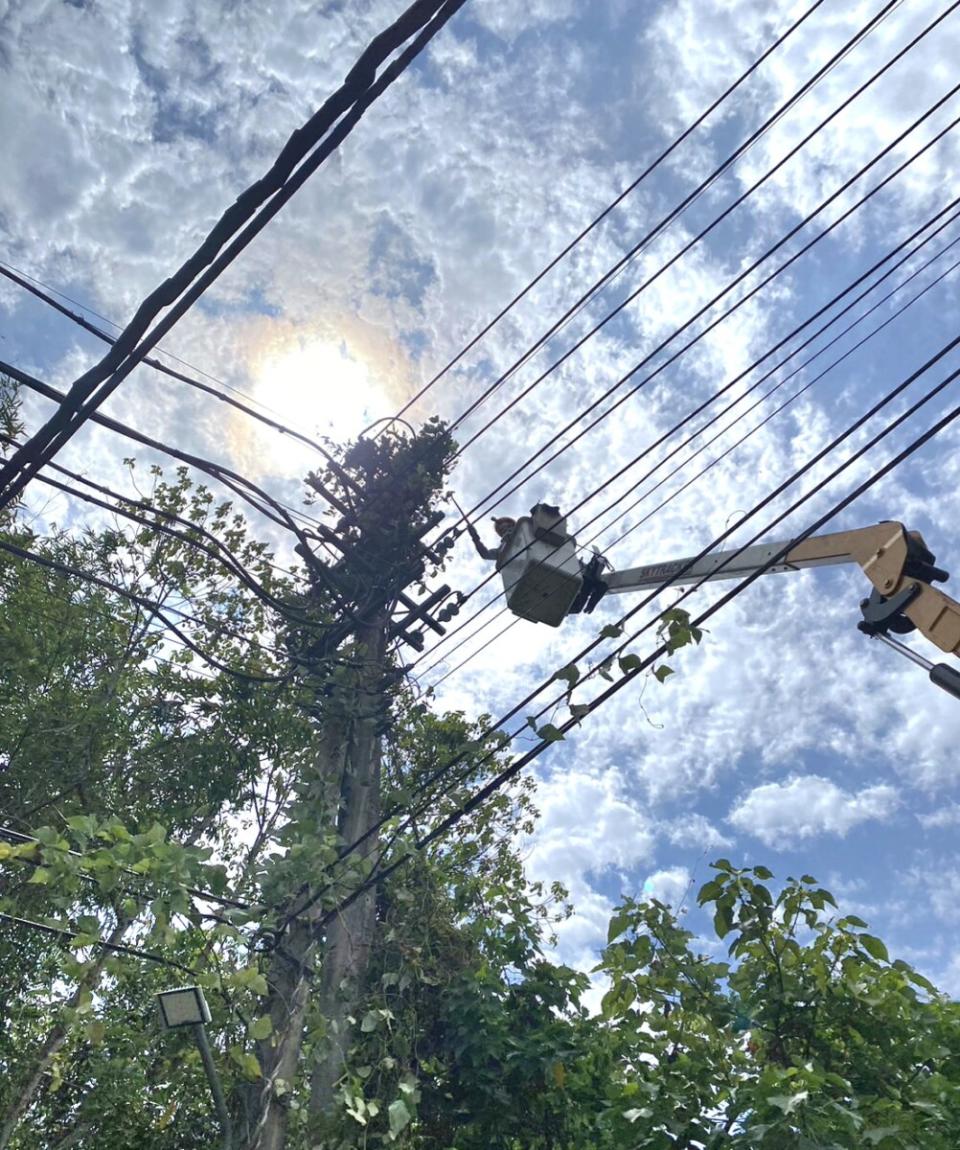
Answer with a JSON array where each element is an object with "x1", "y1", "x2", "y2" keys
[{"x1": 253, "y1": 337, "x2": 385, "y2": 447}]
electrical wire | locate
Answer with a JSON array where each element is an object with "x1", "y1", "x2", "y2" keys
[
  {"x1": 0, "y1": 911, "x2": 199, "y2": 975},
  {"x1": 277, "y1": 329, "x2": 960, "y2": 931},
  {"x1": 0, "y1": 537, "x2": 291, "y2": 683},
  {"x1": 0, "y1": 0, "x2": 467, "y2": 511},
  {"x1": 390, "y1": 0, "x2": 832, "y2": 423},
  {"x1": 0, "y1": 432, "x2": 325, "y2": 637},
  {"x1": 0, "y1": 826, "x2": 254, "y2": 912},
  {"x1": 451, "y1": 72, "x2": 960, "y2": 532},
  {"x1": 415, "y1": 193, "x2": 960, "y2": 668},
  {"x1": 0, "y1": 357, "x2": 352, "y2": 600},
  {"x1": 423, "y1": 208, "x2": 960, "y2": 671},
  {"x1": 428, "y1": 242, "x2": 960, "y2": 686},
  {"x1": 444, "y1": 0, "x2": 925, "y2": 441},
  {"x1": 0, "y1": 260, "x2": 362, "y2": 508},
  {"x1": 301, "y1": 348, "x2": 960, "y2": 934}
]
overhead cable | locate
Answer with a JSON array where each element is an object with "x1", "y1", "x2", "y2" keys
[
  {"x1": 428, "y1": 240, "x2": 960, "y2": 684},
  {"x1": 302, "y1": 345, "x2": 960, "y2": 934},
  {"x1": 416, "y1": 193, "x2": 960, "y2": 667},
  {"x1": 277, "y1": 326, "x2": 960, "y2": 932},
  {"x1": 0, "y1": 260, "x2": 361, "y2": 507},
  {"x1": 0, "y1": 537, "x2": 291, "y2": 683},
  {"x1": 452, "y1": 66, "x2": 960, "y2": 532},
  {"x1": 445, "y1": 0, "x2": 926, "y2": 439},
  {"x1": 0, "y1": 0, "x2": 466, "y2": 510},
  {"x1": 390, "y1": 0, "x2": 831, "y2": 422},
  {"x1": 0, "y1": 910, "x2": 199, "y2": 975}
]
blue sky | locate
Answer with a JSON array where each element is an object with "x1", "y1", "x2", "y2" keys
[{"x1": 2, "y1": 0, "x2": 960, "y2": 996}]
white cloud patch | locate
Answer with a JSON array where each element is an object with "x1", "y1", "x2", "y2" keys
[
  {"x1": 917, "y1": 803, "x2": 960, "y2": 829},
  {"x1": 728, "y1": 775, "x2": 900, "y2": 847},
  {"x1": 641, "y1": 865, "x2": 692, "y2": 909},
  {"x1": 3, "y1": 0, "x2": 960, "y2": 993},
  {"x1": 523, "y1": 765, "x2": 656, "y2": 968}
]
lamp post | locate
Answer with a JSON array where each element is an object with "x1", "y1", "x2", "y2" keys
[{"x1": 157, "y1": 986, "x2": 233, "y2": 1150}]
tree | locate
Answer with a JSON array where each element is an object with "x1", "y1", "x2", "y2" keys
[
  {"x1": 4, "y1": 370, "x2": 957, "y2": 1149},
  {"x1": 599, "y1": 863, "x2": 960, "y2": 1148}
]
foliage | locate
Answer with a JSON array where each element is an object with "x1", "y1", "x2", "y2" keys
[
  {"x1": 599, "y1": 863, "x2": 960, "y2": 1148},
  {"x1": 2, "y1": 377, "x2": 956, "y2": 1150}
]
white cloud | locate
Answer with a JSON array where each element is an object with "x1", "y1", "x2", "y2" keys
[
  {"x1": 523, "y1": 765, "x2": 656, "y2": 968},
  {"x1": 728, "y1": 774, "x2": 900, "y2": 847},
  {"x1": 917, "y1": 803, "x2": 960, "y2": 829},
  {"x1": 664, "y1": 813, "x2": 733, "y2": 852},
  {"x1": 641, "y1": 865, "x2": 692, "y2": 909},
  {"x1": 4, "y1": 0, "x2": 960, "y2": 996}
]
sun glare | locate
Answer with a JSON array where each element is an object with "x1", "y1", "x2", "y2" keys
[{"x1": 253, "y1": 337, "x2": 384, "y2": 448}]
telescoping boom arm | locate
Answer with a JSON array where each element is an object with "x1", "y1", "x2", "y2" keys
[
  {"x1": 495, "y1": 507, "x2": 960, "y2": 700},
  {"x1": 601, "y1": 521, "x2": 960, "y2": 698}
]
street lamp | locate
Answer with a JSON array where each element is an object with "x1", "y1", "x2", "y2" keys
[{"x1": 157, "y1": 986, "x2": 232, "y2": 1150}]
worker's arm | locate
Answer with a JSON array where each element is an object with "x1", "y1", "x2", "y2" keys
[{"x1": 466, "y1": 521, "x2": 500, "y2": 562}]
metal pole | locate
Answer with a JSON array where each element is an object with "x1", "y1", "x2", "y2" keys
[
  {"x1": 873, "y1": 631, "x2": 934, "y2": 670},
  {"x1": 193, "y1": 1023, "x2": 233, "y2": 1150}
]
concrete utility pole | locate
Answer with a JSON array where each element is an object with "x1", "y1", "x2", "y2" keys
[
  {"x1": 309, "y1": 614, "x2": 387, "y2": 1116},
  {"x1": 244, "y1": 421, "x2": 456, "y2": 1150},
  {"x1": 251, "y1": 617, "x2": 389, "y2": 1150}
]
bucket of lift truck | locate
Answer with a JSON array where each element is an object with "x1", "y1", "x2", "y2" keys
[{"x1": 499, "y1": 503, "x2": 583, "y2": 627}]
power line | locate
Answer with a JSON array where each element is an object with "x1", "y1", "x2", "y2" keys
[
  {"x1": 452, "y1": 67, "x2": 960, "y2": 532},
  {"x1": 303, "y1": 347, "x2": 960, "y2": 934},
  {"x1": 0, "y1": 910, "x2": 199, "y2": 975},
  {"x1": 0, "y1": 0, "x2": 466, "y2": 511},
  {"x1": 0, "y1": 358, "x2": 353, "y2": 597},
  {"x1": 0, "y1": 537, "x2": 291, "y2": 683},
  {"x1": 390, "y1": 0, "x2": 832, "y2": 423},
  {"x1": 0, "y1": 826, "x2": 254, "y2": 912},
  {"x1": 430, "y1": 240, "x2": 960, "y2": 685},
  {"x1": 416, "y1": 193, "x2": 960, "y2": 669},
  {"x1": 276, "y1": 328, "x2": 960, "y2": 931},
  {"x1": 0, "y1": 432, "x2": 311, "y2": 621},
  {"x1": 444, "y1": 0, "x2": 923, "y2": 441},
  {"x1": 0, "y1": 259, "x2": 362, "y2": 508},
  {"x1": 364, "y1": 0, "x2": 911, "y2": 565}
]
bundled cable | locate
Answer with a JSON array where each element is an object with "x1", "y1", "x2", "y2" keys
[{"x1": 0, "y1": 0, "x2": 466, "y2": 510}]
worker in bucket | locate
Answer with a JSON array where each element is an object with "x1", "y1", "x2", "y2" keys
[{"x1": 467, "y1": 516, "x2": 516, "y2": 564}]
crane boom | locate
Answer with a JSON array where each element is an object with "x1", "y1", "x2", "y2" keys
[{"x1": 603, "y1": 522, "x2": 960, "y2": 657}]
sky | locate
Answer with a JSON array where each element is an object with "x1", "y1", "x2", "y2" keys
[{"x1": 2, "y1": 0, "x2": 960, "y2": 996}]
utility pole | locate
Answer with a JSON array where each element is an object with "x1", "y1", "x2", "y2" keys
[{"x1": 245, "y1": 423, "x2": 457, "y2": 1150}]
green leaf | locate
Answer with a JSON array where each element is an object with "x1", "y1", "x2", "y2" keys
[
  {"x1": 697, "y1": 879, "x2": 723, "y2": 905},
  {"x1": 568, "y1": 703, "x2": 590, "y2": 720},
  {"x1": 607, "y1": 911, "x2": 630, "y2": 943},
  {"x1": 240, "y1": 1052, "x2": 262, "y2": 1080},
  {"x1": 859, "y1": 934, "x2": 889, "y2": 962},
  {"x1": 713, "y1": 904, "x2": 733, "y2": 939},
  {"x1": 388, "y1": 1098, "x2": 411, "y2": 1138},
  {"x1": 85, "y1": 1019, "x2": 106, "y2": 1045},
  {"x1": 618, "y1": 653, "x2": 643, "y2": 674},
  {"x1": 600, "y1": 623, "x2": 623, "y2": 639},
  {"x1": 249, "y1": 1015, "x2": 273, "y2": 1041},
  {"x1": 361, "y1": 1011, "x2": 380, "y2": 1033},
  {"x1": 767, "y1": 1090, "x2": 808, "y2": 1115},
  {"x1": 536, "y1": 723, "x2": 565, "y2": 744},
  {"x1": 27, "y1": 867, "x2": 52, "y2": 884},
  {"x1": 552, "y1": 663, "x2": 580, "y2": 687},
  {"x1": 653, "y1": 665, "x2": 674, "y2": 683},
  {"x1": 752, "y1": 865, "x2": 773, "y2": 880}
]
